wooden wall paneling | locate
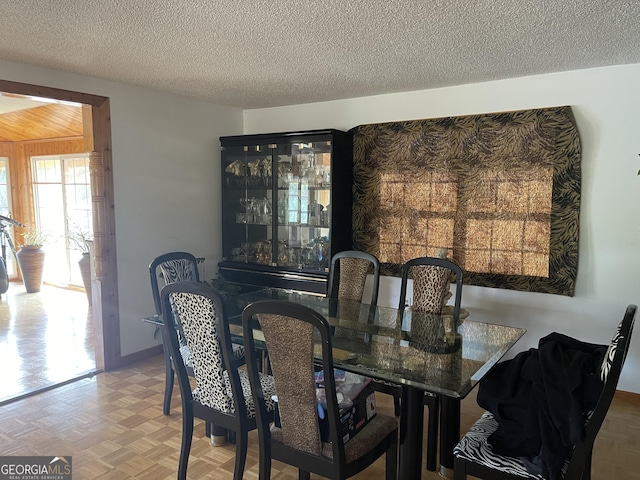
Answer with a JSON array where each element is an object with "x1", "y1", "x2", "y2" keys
[
  {"x1": 22, "y1": 138, "x2": 84, "y2": 155},
  {"x1": 10, "y1": 143, "x2": 30, "y2": 249},
  {"x1": 0, "y1": 143, "x2": 12, "y2": 156}
]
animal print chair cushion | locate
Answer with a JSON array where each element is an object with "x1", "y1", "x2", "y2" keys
[
  {"x1": 159, "y1": 259, "x2": 196, "y2": 283},
  {"x1": 178, "y1": 334, "x2": 243, "y2": 368},
  {"x1": 454, "y1": 411, "x2": 546, "y2": 479},
  {"x1": 191, "y1": 368, "x2": 276, "y2": 418},
  {"x1": 337, "y1": 257, "x2": 371, "y2": 302},
  {"x1": 269, "y1": 413, "x2": 398, "y2": 462},
  {"x1": 410, "y1": 265, "x2": 450, "y2": 314}
]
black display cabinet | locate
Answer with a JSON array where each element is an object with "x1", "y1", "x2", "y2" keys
[{"x1": 218, "y1": 129, "x2": 353, "y2": 294}]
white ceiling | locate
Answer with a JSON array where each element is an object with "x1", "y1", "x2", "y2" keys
[{"x1": 0, "y1": 0, "x2": 639, "y2": 109}]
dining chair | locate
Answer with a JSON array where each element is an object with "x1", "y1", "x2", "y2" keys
[
  {"x1": 327, "y1": 250, "x2": 380, "y2": 307},
  {"x1": 161, "y1": 281, "x2": 276, "y2": 480},
  {"x1": 453, "y1": 304, "x2": 637, "y2": 480},
  {"x1": 327, "y1": 251, "x2": 396, "y2": 414},
  {"x1": 389, "y1": 256, "x2": 464, "y2": 471},
  {"x1": 327, "y1": 249, "x2": 380, "y2": 355},
  {"x1": 150, "y1": 251, "x2": 244, "y2": 415},
  {"x1": 242, "y1": 299, "x2": 399, "y2": 480}
]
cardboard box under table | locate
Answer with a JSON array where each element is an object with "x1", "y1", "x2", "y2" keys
[{"x1": 273, "y1": 370, "x2": 377, "y2": 444}]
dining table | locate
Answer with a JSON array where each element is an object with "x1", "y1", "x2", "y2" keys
[{"x1": 215, "y1": 287, "x2": 527, "y2": 479}]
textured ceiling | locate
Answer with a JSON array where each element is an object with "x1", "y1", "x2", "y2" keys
[{"x1": 0, "y1": 0, "x2": 639, "y2": 109}]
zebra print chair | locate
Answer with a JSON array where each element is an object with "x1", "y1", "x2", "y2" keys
[
  {"x1": 453, "y1": 304, "x2": 637, "y2": 480},
  {"x1": 150, "y1": 251, "x2": 245, "y2": 416}
]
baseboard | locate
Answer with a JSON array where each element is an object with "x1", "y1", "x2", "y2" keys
[
  {"x1": 614, "y1": 389, "x2": 640, "y2": 401},
  {"x1": 119, "y1": 344, "x2": 164, "y2": 367}
]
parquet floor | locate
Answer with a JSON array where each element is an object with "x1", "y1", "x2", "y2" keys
[
  {"x1": 0, "y1": 282, "x2": 96, "y2": 404},
  {"x1": 0, "y1": 355, "x2": 639, "y2": 479}
]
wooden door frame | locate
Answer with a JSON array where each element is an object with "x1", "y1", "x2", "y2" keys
[{"x1": 0, "y1": 79, "x2": 119, "y2": 371}]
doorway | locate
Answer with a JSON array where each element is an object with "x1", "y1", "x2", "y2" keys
[{"x1": 0, "y1": 79, "x2": 119, "y2": 382}]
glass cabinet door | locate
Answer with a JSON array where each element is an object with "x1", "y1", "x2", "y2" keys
[
  {"x1": 276, "y1": 139, "x2": 332, "y2": 271},
  {"x1": 222, "y1": 143, "x2": 276, "y2": 267},
  {"x1": 220, "y1": 129, "x2": 352, "y2": 294},
  {"x1": 222, "y1": 137, "x2": 334, "y2": 272}
]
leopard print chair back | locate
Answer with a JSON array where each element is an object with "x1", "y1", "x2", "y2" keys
[
  {"x1": 398, "y1": 257, "x2": 463, "y2": 325},
  {"x1": 166, "y1": 288, "x2": 234, "y2": 413},
  {"x1": 327, "y1": 250, "x2": 380, "y2": 306},
  {"x1": 256, "y1": 311, "x2": 323, "y2": 455},
  {"x1": 410, "y1": 265, "x2": 451, "y2": 314}
]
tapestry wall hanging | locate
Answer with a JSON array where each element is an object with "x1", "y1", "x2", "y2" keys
[{"x1": 351, "y1": 106, "x2": 581, "y2": 296}]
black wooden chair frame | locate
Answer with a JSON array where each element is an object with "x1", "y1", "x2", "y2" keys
[
  {"x1": 242, "y1": 299, "x2": 398, "y2": 480},
  {"x1": 149, "y1": 251, "x2": 200, "y2": 416},
  {"x1": 453, "y1": 304, "x2": 637, "y2": 480},
  {"x1": 162, "y1": 281, "x2": 266, "y2": 480}
]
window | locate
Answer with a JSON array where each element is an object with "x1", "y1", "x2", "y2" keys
[
  {"x1": 352, "y1": 106, "x2": 581, "y2": 296},
  {"x1": 32, "y1": 154, "x2": 92, "y2": 286}
]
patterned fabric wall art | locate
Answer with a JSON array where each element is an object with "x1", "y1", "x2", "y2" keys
[{"x1": 351, "y1": 106, "x2": 581, "y2": 296}]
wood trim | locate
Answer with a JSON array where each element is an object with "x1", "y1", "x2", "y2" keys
[
  {"x1": 82, "y1": 105, "x2": 94, "y2": 152},
  {"x1": 17, "y1": 136, "x2": 84, "y2": 144},
  {"x1": 0, "y1": 80, "x2": 109, "y2": 106},
  {"x1": 0, "y1": 80, "x2": 119, "y2": 372},
  {"x1": 92, "y1": 99, "x2": 120, "y2": 371}
]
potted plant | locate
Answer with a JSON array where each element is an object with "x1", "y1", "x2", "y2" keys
[
  {"x1": 16, "y1": 227, "x2": 49, "y2": 293},
  {"x1": 68, "y1": 222, "x2": 93, "y2": 304}
]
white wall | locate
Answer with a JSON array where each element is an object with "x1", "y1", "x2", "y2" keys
[
  {"x1": 0, "y1": 59, "x2": 244, "y2": 356},
  {"x1": 244, "y1": 64, "x2": 640, "y2": 393}
]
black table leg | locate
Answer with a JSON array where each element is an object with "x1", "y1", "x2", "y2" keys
[
  {"x1": 399, "y1": 385, "x2": 424, "y2": 480},
  {"x1": 160, "y1": 325, "x2": 174, "y2": 416},
  {"x1": 439, "y1": 396, "x2": 461, "y2": 478}
]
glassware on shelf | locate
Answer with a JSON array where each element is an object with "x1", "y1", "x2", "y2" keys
[
  {"x1": 239, "y1": 242, "x2": 253, "y2": 263},
  {"x1": 239, "y1": 198, "x2": 252, "y2": 223},
  {"x1": 278, "y1": 242, "x2": 289, "y2": 266},
  {"x1": 278, "y1": 200, "x2": 287, "y2": 225},
  {"x1": 303, "y1": 236, "x2": 330, "y2": 269},
  {"x1": 263, "y1": 242, "x2": 273, "y2": 264},
  {"x1": 307, "y1": 203, "x2": 324, "y2": 226}
]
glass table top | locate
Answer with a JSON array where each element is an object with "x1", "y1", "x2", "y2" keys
[
  {"x1": 145, "y1": 287, "x2": 526, "y2": 399},
  {"x1": 226, "y1": 288, "x2": 526, "y2": 399}
]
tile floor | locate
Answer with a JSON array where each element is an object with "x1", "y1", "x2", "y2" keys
[{"x1": 0, "y1": 282, "x2": 96, "y2": 405}]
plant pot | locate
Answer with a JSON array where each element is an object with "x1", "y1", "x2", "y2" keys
[
  {"x1": 78, "y1": 253, "x2": 92, "y2": 305},
  {"x1": 16, "y1": 246, "x2": 45, "y2": 293}
]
